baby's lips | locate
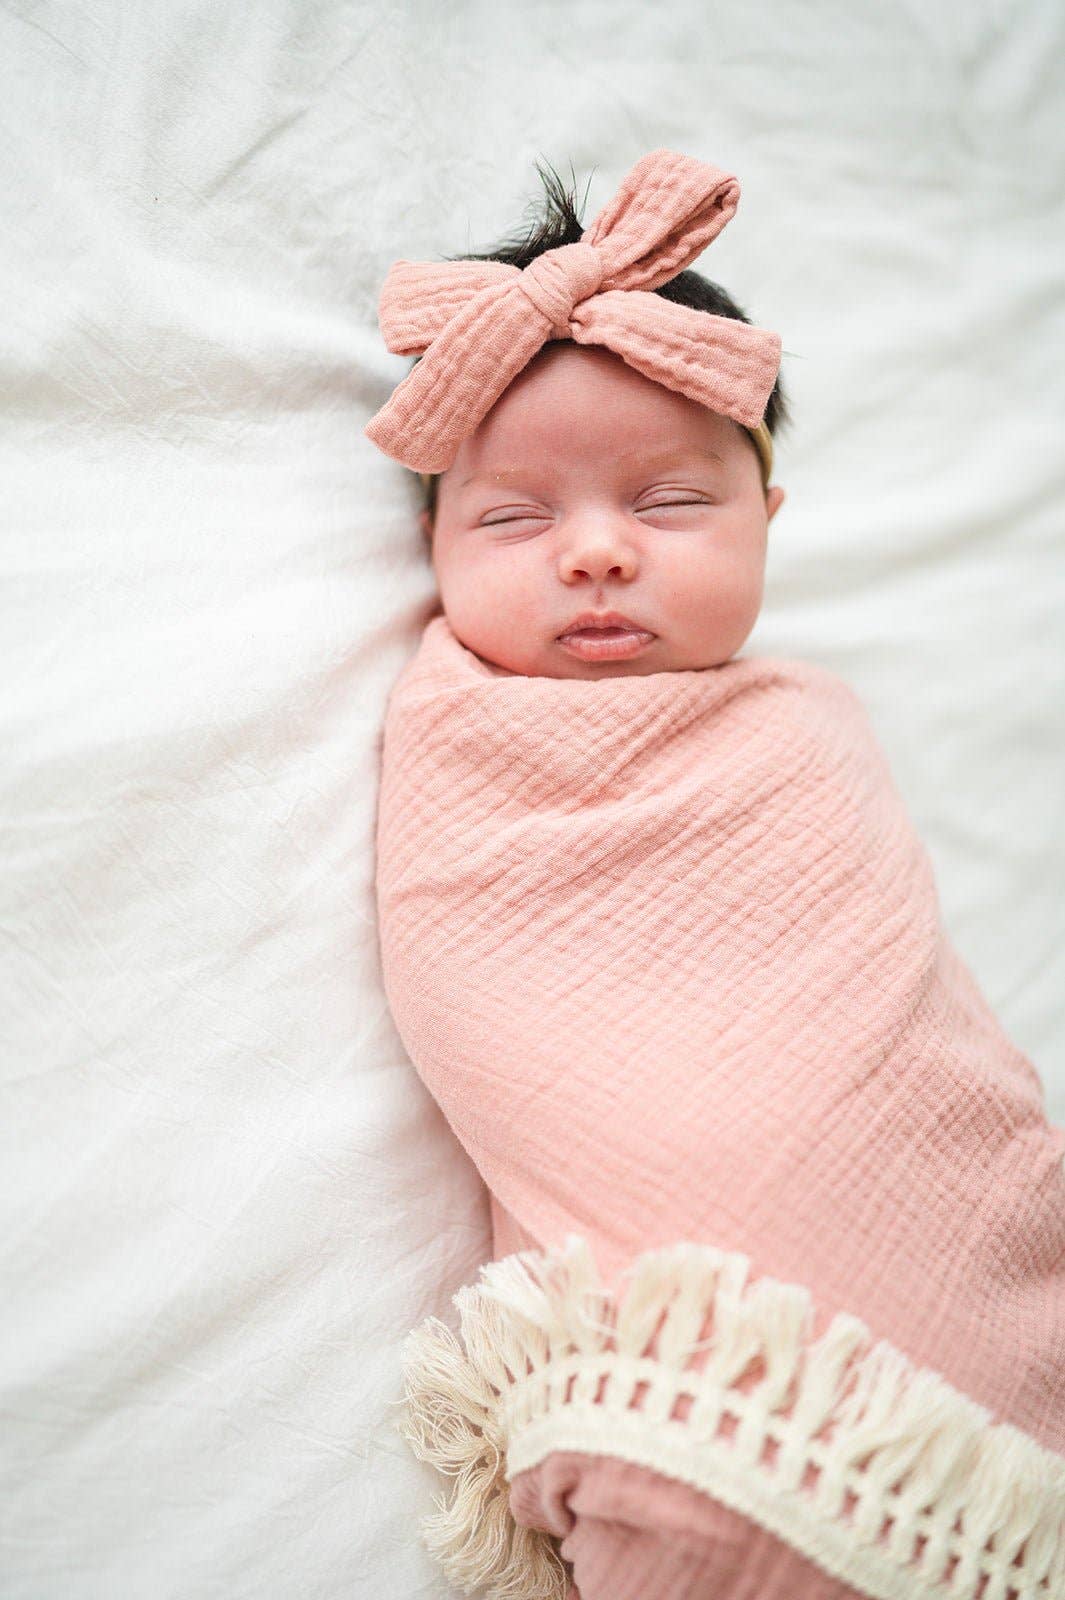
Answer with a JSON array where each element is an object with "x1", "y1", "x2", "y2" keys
[{"x1": 557, "y1": 610, "x2": 653, "y2": 638}]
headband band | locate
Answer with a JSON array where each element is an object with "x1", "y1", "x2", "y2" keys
[{"x1": 365, "y1": 149, "x2": 781, "y2": 482}]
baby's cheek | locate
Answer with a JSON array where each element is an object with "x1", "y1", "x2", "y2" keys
[
  {"x1": 437, "y1": 554, "x2": 545, "y2": 664},
  {"x1": 468, "y1": 554, "x2": 541, "y2": 623},
  {"x1": 436, "y1": 549, "x2": 489, "y2": 616},
  {"x1": 681, "y1": 549, "x2": 763, "y2": 637}
]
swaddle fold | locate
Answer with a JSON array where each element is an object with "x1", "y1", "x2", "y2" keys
[{"x1": 376, "y1": 614, "x2": 1065, "y2": 1600}]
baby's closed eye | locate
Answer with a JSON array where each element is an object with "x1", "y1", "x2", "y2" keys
[{"x1": 479, "y1": 495, "x2": 717, "y2": 527}]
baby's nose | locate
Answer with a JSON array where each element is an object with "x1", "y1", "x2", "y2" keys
[{"x1": 558, "y1": 523, "x2": 639, "y2": 581}]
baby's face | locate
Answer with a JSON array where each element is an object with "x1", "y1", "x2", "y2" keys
[{"x1": 422, "y1": 343, "x2": 785, "y2": 677}]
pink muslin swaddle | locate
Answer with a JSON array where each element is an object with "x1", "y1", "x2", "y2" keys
[{"x1": 376, "y1": 614, "x2": 1065, "y2": 1600}]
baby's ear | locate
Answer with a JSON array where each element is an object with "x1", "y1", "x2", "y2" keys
[{"x1": 765, "y1": 486, "x2": 786, "y2": 523}]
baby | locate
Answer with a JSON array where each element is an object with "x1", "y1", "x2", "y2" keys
[{"x1": 369, "y1": 152, "x2": 1065, "y2": 1600}]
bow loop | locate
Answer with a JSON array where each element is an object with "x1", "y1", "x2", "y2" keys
[{"x1": 586, "y1": 149, "x2": 740, "y2": 291}]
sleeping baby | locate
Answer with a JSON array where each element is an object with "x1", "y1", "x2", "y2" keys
[{"x1": 367, "y1": 151, "x2": 1065, "y2": 1600}]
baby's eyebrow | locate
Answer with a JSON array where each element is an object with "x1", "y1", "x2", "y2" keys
[
  {"x1": 458, "y1": 447, "x2": 724, "y2": 490},
  {"x1": 458, "y1": 466, "x2": 531, "y2": 488},
  {"x1": 624, "y1": 446, "x2": 726, "y2": 472}
]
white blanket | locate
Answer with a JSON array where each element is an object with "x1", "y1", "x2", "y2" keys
[{"x1": 1, "y1": 4, "x2": 1062, "y2": 1597}]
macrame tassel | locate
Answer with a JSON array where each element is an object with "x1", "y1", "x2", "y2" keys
[
  {"x1": 394, "y1": 1315, "x2": 569, "y2": 1599},
  {"x1": 394, "y1": 1236, "x2": 1065, "y2": 1600}
]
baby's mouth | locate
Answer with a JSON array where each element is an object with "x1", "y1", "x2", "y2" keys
[
  {"x1": 557, "y1": 611, "x2": 655, "y2": 641},
  {"x1": 556, "y1": 626, "x2": 657, "y2": 660},
  {"x1": 563, "y1": 626, "x2": 635, "y2": 638}
]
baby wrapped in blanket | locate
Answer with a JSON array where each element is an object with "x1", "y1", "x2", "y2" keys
[{"x1": 367, "y1": 152, "x2": 1065, "y2": 1600}]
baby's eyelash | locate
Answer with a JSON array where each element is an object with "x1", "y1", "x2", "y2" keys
[{"x1": 482, "y1": 498, "x2": 711, "y2": 526}]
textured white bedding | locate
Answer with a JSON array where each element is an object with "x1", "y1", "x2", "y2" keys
[{"x1": 1, "y1": 3, "x2": 1061, "y2": 1596}]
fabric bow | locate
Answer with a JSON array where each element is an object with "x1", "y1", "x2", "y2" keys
[{"x1": 363, "y1": 149, "x2": 782, "y2": 478}]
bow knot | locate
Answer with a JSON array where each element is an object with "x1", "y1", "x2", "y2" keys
[
  {"x1": 365, "y1": 150, "x2": 782, "y2": 478},
  {"x1": 517, "y1": 241, "x2": 604, "y2": 339}
]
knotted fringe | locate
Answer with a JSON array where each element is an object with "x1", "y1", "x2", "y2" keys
[{"x1": 391, "y1": 1235, "x2": 1065, "y2": 1600}]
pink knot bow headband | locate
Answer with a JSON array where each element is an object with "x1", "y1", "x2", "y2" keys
[{"x1": 363, "y1": 149, "x2": 782, "y2": 488}]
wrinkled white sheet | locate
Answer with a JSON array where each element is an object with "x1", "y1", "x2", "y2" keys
[{"x1": 1, "y1": 3, "x2": 1061, "y2": 1596}]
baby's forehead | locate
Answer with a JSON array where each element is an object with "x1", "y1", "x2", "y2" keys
[
  {"x1": 454, "y1": 363, "x2": 738, "y2": 464},
  {"x1": 460, "y1": 440, "x2": 728, "y2": 482}
]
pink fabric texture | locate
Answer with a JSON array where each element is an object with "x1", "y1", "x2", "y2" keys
[
  {"x1": 362, "y1": 148, "x2": 781, "y2": 475},
  {"x1": 510, "y1": 1454, "x2": 863, "y2": 1600},
  {"x1": 378, "y1": 615, "x2": 1065, "y2": 1599}
]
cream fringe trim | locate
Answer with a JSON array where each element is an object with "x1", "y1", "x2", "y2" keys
[{"x1": 390, "y1": 1235, "x2": 1065, "y2": 1600}]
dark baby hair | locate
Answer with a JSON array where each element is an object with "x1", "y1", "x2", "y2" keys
[{"x1": 418, "y1": 158, "x2": 791, "y2": 525}]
